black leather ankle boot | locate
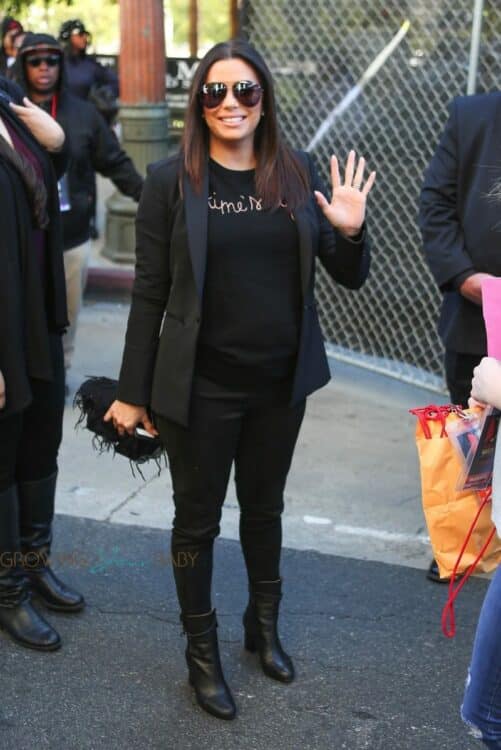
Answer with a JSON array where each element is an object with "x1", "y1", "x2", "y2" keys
[
  {"x1": 18, "y1": 473, "x2": 85, "y2": 612},
  {"x1": 243, "y1": 578, "x2": 294, "y2": 683},
  {"x1": 182, "y1": 609, "x2": 236, "y2": 720},
  {"x1": 0, "y1": 485, "x2": 61, "y2": 651}
]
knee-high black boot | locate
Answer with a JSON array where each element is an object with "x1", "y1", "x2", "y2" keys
[
  {"x1": 18, "y1": 472, "x2": 84, "y2": 612},
  {"x1": 182, "y1": 609, "x2": 236, "y2": 720},
  {"x1": 0, "y1": 485, "x2": 61, "y2": 650},
  {"x1": 243, "y1": 578, "x2": 294, "y2": 683}
]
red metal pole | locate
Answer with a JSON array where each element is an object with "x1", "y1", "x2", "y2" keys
[
  {"x1": 119, "y1": 0, "x2": 166, "y2": 105},
  {"x1": 189, "y1": 0, "x2": 198, "y2": 58},
  {"x1": 230, "y1": 0, "x2": 240, "y2": 38}
]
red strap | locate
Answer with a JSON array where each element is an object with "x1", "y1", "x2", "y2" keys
[
  {"x1": 51, "y1": 93, "x2": 58, "y2": 119},
  {"x1": 409, "y1": 404, "x2": 464, "y2": 440},
  {"x1": 441, "y1": 487, "x2": 494, "y2": 638}
]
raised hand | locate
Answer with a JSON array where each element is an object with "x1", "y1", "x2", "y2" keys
[
  {"x1": 9, "y1": 97, "x2": 65, "y2": 152},
  {"x1": 314, "y1": 150, "x2": 376, "y2": 237}
]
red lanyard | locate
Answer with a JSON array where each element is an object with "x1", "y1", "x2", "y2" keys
[
  {"x1": 51, "y1": 93, "x2": 58, "y2": 119},
  {"x1": 441, "y1": 487, "x2": 495, "y2": 638}
]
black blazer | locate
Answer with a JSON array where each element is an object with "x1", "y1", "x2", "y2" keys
[
  {"x1": 117, "y1": 151, "x2": 370, "y2": 426},
  {"x1": 418, "y1": 92, "x2": 501, "y2": 355},
  {"x1": 0, "y1": 77, "x2": 68, "y2": 419}
]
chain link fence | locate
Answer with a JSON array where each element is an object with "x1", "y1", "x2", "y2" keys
[{"x1": 242, "y1": 0, "x2": 500, "y2": 390}]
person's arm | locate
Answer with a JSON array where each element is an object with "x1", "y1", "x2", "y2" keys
[
  {"x1": 47, "y1": 133, "x2": 69, "y2": 180},
  {"x1": 94, "y1": 59, "x2": 119, "y2": 98},
  {"x1": 10, "y1": 97, "x2": 65, "y2": 152},
  {"x1": 8, "y1": 96, "x2": 69, "y2": 178},
  {"x1": 418, "y1": 98, "x2": 491, "y2": 303},
  {"x1": 308, "y1": 151, "x2": 372, "y2": 289},
  {"x1": 2, "y1": 78, "x2": 66, "y2": 157},
  {"x1": 105, "y1": 162, "x2": 173, "y2": 435},
  {"x1": 0, "y1": 76, "x2": 24, "y2": 104},
  {"x1": 90, "y1": 107, "x2": 143, "y2": 201}
]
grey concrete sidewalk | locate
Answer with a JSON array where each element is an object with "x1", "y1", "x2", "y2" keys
[{"x1": 60, "y1": 300, "x2": 446, "y2": 571}]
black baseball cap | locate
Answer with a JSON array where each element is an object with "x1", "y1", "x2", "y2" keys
[
  {"x1": 58, "y1": 19, "x2": 90, "y2": 41},
  {"x1": 19, "y1": 32, "x2": 62, "y2": 57}
]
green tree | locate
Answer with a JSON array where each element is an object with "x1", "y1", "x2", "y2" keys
[
  {"x1": 1, "y1": 0, "x2": 73, "y2": 14},
  {"x1": 4, "y1": 0, "x2": 119, "y2": 52},
  {"x1": 165, "y1": 0, "x2": 230, "y2": 55},
  {"x1": 2, "y1": 0, "x2": 230, "y2": 54}
]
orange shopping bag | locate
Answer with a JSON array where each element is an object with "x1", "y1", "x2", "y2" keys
[{"x1": 410, "y1": 404, "x2": 501, "y2": 580}]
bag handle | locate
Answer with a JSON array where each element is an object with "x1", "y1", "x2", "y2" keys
[
  {"x1": 409, "y1": 404, "x2": 464, "y2": 439},
  {"x1": 441, "y1": 487, "x2": 494, "y2": 638}
]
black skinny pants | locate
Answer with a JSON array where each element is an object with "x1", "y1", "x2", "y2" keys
[
  {"x1": 0, "y1": 334, "x2": 65, "y2": 492},
  {"x1": 444, "y1": 350, "x2": 483, "y2": 407},
  {"x1": 156, "y1": 376, "x2": 306, "y2": 616}
]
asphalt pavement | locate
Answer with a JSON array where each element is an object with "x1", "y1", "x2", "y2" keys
[{"x1": 0, "y1": 515, "x2": 487, "y2": 750}]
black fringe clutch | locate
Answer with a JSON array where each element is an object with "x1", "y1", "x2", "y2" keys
[{"x1": 73, "y1": 376, "x2": 165, "y2": 478}]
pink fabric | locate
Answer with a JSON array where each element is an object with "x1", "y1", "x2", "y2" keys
[{"x1": 482, "y1": 278, "x2": 501, "y2": 358}]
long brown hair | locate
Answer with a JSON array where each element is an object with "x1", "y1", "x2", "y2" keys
[{"x1": 180, "y1": 39, "x2": 310, "y2": 211}]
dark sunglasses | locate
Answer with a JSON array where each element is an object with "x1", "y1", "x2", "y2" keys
[
  {"x1": 26, "y1": 54, "x2": 61, "y2": 68},
  {"x1": 199, "y1": 80, "x2": 263, "y2": 109}
]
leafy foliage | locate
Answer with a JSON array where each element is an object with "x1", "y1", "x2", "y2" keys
[
  {"x1": 1, "y1": 0, "x2": 75, "y2": 14},
  {"x1": 2, "y1": 0, "x2": 229, "y2": 54}
]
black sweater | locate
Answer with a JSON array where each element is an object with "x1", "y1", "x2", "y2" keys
[{"x1": 196, "y1": 159, "x2": 301, "y2": 385}]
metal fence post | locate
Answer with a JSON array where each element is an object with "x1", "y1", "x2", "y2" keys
[{"x1": 467, "y1": 0, "x2": 485, "y2": 94}]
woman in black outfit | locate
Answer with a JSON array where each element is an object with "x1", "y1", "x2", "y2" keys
[
  {"x1": 105, "y1": 40, "x2": 375, "y2": 719},
  {"x1": 0, "y1": 76, "x2": 84, "y2": 652}
]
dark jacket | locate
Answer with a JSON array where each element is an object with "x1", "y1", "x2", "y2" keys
[
  {"x1": 418, "y1": 92, "x2": 501, "y2": 355},
  {"x1": 0, "y1": 50, "x2": 8, "y2": 76},
  {"x1": 0, "y1": 77, "x2": 68, "y2": 418},
  {"x1": 52, "y1": 89, "x2": 143, "y2": 249},
  {"x1": 12, "y1": 34, "x2": 143, "y2": 250},
  {"x1": 63, "y1": 50, "x2": 119, "y2": 101},
  {"x1": 116, "y1": 152, "x2": 370, "y2": 426}
]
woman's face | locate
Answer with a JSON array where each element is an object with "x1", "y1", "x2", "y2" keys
[
  {"x1": 4, "y1": 29, "x2": 20, "y2": 57},
  {"x1": 70, "y1": 30, "x2": 88, "y2": 53},
  {"x1": 202, "y1": 58, "x2": 263, "y2": 151}
]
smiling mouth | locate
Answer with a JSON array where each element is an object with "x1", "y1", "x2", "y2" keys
[{"x1": 219, "y1": 116, "x2": 246, "y2": 123}]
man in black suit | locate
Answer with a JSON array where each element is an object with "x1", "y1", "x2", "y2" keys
[{"x1": 418, "y1": 92, "x2": 501, "y2": 581}]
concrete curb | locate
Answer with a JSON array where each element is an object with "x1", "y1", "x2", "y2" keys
[{"x1": 86, "y1": 264, "x2": 134, "y2": 298}]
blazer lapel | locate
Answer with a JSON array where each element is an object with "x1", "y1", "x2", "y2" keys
[
  {"x1": 183, "y1": 165, "x2": 209, "y2": 302},
  {"x1": 294, "y1": 206, "x2": 313, "y2": 299}
]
